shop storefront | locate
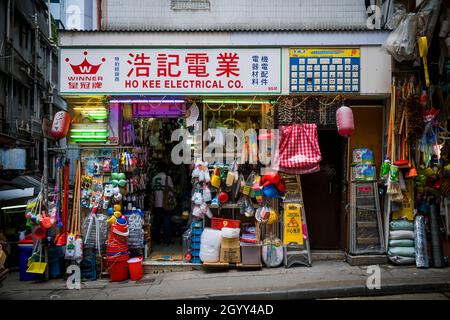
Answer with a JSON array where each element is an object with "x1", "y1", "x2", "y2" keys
[{"x1": 17, "y1": 26, "x2": 401, "y2": 281}]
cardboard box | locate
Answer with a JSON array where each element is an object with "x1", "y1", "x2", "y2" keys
[
  {"x1": 220, "y1": 237, "x2": 241, "y2": 263},
  {"x1": 0, "y1": 249, "x2": 6, "y2": 268}
]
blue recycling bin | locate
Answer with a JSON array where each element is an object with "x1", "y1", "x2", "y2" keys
[
  {"x1": 48, "y1": 246, "x2": 64, "y2": 279},
  {"x1": 18, "y1": 244, "x2": 38, "y2": 281}
]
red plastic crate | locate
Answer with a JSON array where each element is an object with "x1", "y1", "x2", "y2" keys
[{"x1": 210, "y1": 217, "x2": 241, "y2": 230}]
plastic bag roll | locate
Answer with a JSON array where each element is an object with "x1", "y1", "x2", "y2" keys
[
  {"x1": 414, "y1": 215, "x2": 429, "y2": 268},
  {"x1": 429, "y1": 204, "x2": 445, "y2": 268}
]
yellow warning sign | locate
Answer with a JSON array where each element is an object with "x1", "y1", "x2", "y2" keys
[
  {"x1": 283, "y1": 203, "x2": 304, "y2": 245},
  {"x1": 287, "y1": 218, "x2": 299, "y2": 228}
]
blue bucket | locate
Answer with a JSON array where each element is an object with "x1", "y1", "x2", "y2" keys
[
  {"x1": 262, "y1": 184, "x2": 282, "y2": 199},
  {"x1": 18, "y1": 245, "x2": 38, "y2": 281}
]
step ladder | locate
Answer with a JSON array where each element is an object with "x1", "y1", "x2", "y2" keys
[
  {"x1": 280, "y1": 174, "x2": 312, "y2": 267},
  {"x1": 349, "y1": 181, "x2": 385, "y2": 255}
]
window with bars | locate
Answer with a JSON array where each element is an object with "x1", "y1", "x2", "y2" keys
[{"x1": 171, "y1": 0, "x2": 210, "y2": 10}]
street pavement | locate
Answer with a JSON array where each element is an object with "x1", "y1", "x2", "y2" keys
[
  {"x1": 326, "y1": 292, "x2": 450, "y2": 300},
  {"x1": 0, "y1": 261, "x2": 449, "y2": 300}
]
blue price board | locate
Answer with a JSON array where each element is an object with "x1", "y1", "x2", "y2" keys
[{"x1": 289, "y1": 48, "x2": 360, "y2": 93}]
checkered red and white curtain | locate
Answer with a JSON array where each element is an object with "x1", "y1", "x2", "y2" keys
[{"x1": 277, "y1": 123, "x2": 322, "y2": 174}]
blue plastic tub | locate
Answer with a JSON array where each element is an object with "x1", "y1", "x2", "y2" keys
[
  {"x1": 18, "y1": 244, "x2": 38, "y2": 281},
  {"x1": 192, "y1": 228, "x2": 203, "y2": 236},
  {"x1": 48, "y1": 246, "x2": 64, "y2": 279}
]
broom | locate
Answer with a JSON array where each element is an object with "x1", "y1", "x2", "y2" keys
[
  {"x1": 387, "y1": 81, "x2": 403, "y2": 201},
  {"x1": 74, "y1": 160, "x2": 84, "y2": 262}
]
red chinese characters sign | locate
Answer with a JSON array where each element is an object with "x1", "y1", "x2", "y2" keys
[{"x1": 60, "y1": 48, "x2": 281, "y2": 94}]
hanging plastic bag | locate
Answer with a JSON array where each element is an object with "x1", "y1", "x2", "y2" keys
[
  {"x1": 192, "y1": 191, "x2": 203, "y2": 205},
  {"x1": 385, "y1": 2, "x2": 407, "y2": 30},
  {"x1": 242, "y1": 172, "x2": 255, "y2": 196},
  {"x1": 203, "y1": 185, "x2": 212, "y2": 202},
  {"x1": 211, "y1": 167, "x2": 221, "y2": 189},
  {"x1": 65, "y1": 235, "x2": 76, "y2": 259},
  {"x1": 383, "y1": 13, "x2": 419, "y2": 62}
]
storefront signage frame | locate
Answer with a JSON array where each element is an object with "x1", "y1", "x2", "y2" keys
[{"x1": 59, "y1": 47, "x2": 283, "y2": 96}]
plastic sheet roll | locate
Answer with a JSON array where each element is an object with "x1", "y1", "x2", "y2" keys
[
  {"x1": 429, "y1": 204, "x2": 445, "y2": 268},
  {"x1": 390, "y1": 220, "x2": 414, "y2": 231},
  {"x1": 389, "y1": 256, "x2": 415, "y2": 265},
  {"x1": 389, "y1": 230, "x2": 414, "y2": 240},
  {"x1": 388, "y1": 246, "x2": 415, "y2": 257},
  {"x1": 414, "y1": 215, "x2": 429, "y2": 268},
  {"x1": 389, "y1": 239, "x2": 414, "y2": 247}
]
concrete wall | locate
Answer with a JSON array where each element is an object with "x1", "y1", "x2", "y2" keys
[{"x1": 102, "y1": 0, "x2": 369, "y2": 32}]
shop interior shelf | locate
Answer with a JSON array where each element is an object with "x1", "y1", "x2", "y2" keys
[{"x1": 213, "y1": 203, "x2": 260, "y2": 209}]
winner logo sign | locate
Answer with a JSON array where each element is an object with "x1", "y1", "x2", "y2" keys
[{"x1": 60, "y1": 48, "x2": 282, "y2": 95}]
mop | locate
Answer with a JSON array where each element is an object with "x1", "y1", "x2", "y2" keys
[
  {"x1": 65, "y1": 160, "x2": 80, "y2": 260},
  {"x1": 74, "y1": 161, "x2": 83, "y2": 262}
]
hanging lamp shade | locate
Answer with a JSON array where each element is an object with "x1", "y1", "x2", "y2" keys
[
  {"x1": 336, "y1": 105, "x2": 354, "y2": 137},
  {"x1": 51, "y1": 111, "x2": 71, "y2": 139}
]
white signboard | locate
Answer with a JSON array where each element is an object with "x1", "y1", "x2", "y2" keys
[{"x1": 60, "y1": 48, "x2": 282, "y2": 95}]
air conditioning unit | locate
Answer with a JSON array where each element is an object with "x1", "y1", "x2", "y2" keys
[{"x1": 46, "y1": 95, "x2": 54, "y2": 104}]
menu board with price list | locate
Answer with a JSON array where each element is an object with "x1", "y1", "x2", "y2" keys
[{"x1": 289, "y1": 48, "x2": 360, "y2": 93}]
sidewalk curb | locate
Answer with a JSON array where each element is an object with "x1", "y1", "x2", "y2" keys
[{"x1": 193, "y1": 281, "x2": 450, "y2": 300}]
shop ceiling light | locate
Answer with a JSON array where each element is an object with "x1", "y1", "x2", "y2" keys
[
  {"x1": 76, "y1": 111, "x2": 107, "y2": 114},
  {"x1": 109, "y1": 99, "x2": 185, "y2": 104},
  {"x1": 1, "y1": 204, "x2": 27, "y2": 210},
  {"x1": 202, "y1": 99, "x2": 272, "y2": 104},
  {"x1": 73, "y1": 107, "x2": 107, "y2": 111},
  {"x1": 70, "y1": 129, "x2": 108, "y2": 133},
  {"x1": 71, "y1": 135, "x2": 108, "y2": 139},
  {"x1": 71, "y1": 137, "x2": 108, "y2": 142},
  {"x1": 89, "y1": 115, "x2": 108, "y2": 119}
]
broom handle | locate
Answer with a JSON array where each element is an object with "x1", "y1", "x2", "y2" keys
[
  {"x1": 63, "y1": 161, "x2": 69, "y2": 234},
  {"x1": 390, "y1": 83, "x2": 396, "y2": 162},
  {"x1": 70, "y1": 160, "x2": 79, "y2": 235},
  {"x1": 77, "y1": 161, "x2": 82, "y2": 235},
  {"x1": 386, "y1": 83, "x2": 395, "y2": 159},
  {"x1": 75, "y1": 161, "x2": 80, "y2": 236}
]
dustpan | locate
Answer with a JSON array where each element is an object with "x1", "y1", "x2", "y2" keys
[
  {"x1": 26, "y1": 262, "x2": 47, "y2": 274},
  {"x1": 27, "y1": 241, "x2": 47, "y2": 274}
]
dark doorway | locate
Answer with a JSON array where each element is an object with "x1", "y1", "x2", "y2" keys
[{"x1": 301, "y1": 130, "x2": 344, "y2": 249}]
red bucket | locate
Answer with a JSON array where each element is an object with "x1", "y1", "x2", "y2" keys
[
  {"x1": 127, "y1": 256, "x2": 143, "y2": 281},
  {"x1": 106, "y1": 245, "x2": 128, "y2": 253},
  {"x1": 107, "y1": 257, "x2": 129, "y2": 282}
]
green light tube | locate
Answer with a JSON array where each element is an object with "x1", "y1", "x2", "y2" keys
[
  {"x1": 202, "y1": 99, "x2": 271, "y2": 104},
  {"x1": 70, "y1": 129, "x2": 108, "y2": 133}
]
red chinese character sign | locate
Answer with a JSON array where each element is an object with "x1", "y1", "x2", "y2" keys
[{"x1": 60, "y1": 48, "x2": 281, "y2": 94}]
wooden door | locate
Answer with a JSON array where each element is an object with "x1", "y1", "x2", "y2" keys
[{"x1": 301, "y1": 131, "x2": 344, "y2": 249}]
